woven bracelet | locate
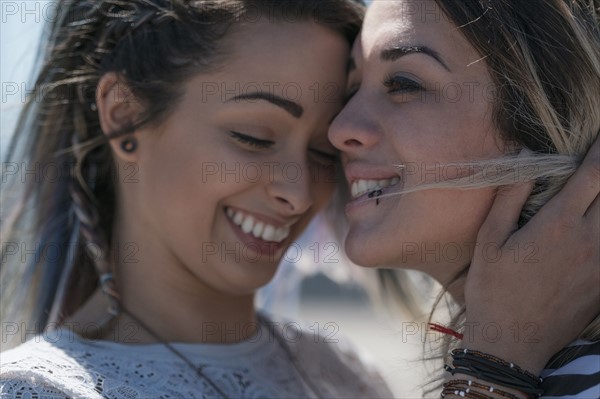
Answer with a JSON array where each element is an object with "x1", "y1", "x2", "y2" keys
[
  {"x1": 451, "y1": 359, "x2": 543, "y2": 393},
  {"x1": 444, "y1": 379, "x2": 521, "y2": 399},
  {"x1": 446, "y1": 365, "x2": 536, "y2": 396},
  {"x1": 446, "y1": 349, "x2": 544, "y2": 398},
  {"x1": 442, "y1": 387, "x2": 506, "y2": 399},
  {"x1": 451, "y1": 349, "x2": 541, "y2": 383}
]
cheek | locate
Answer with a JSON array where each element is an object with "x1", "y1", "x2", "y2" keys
[
  {"x1": 352, "y1": 187, "x2": 496, "y2": 268},
  {"x1": 136, "y1": 142, "x2": 238, "y2": 235},
  {"x1": 428, "y1": 188, "x2": 495, "y2": 236},
  {"x1": 391, "y1": 95, "x2": 501, "y2": 159},
  {"x1": 396, "y1": 188, "x2": 496, "y2": 262}
]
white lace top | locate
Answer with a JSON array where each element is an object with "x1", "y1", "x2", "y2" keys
[{"x1": 0, "y1": 315, "x2": 393, "y2": 399}]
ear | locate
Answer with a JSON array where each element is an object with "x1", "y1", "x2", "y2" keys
[{"x1": 96, "y1": 72, "x2": 144, "y2": 162}]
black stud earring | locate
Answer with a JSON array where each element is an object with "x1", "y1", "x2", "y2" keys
[{"x1": 121, "y1": 137, "x2": 137, "y2": 153}]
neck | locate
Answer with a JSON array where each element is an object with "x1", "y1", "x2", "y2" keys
[
  {"x1": 106, "y1": 290, "x2": 257, "y2": 344},
  {"x1": 419, "y1": 262, "x2": 467, "y2": 306},
  {"x1": 99, "y1": 212, "x2": 257, "y2": 345}
]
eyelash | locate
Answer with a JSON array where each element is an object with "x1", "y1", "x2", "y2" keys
[
  {"x1": 230, "y1": 131, "x2": 274, "y2": 149},
  {"x1": 230, "y1": 131, "x2": 338, "y2": 164},
  {"x1": 309, "y1": 148, "x2": 339, "y2": 166},
  {"x1": 383, "y1": 74, "x2": 424, "y2": 94}
]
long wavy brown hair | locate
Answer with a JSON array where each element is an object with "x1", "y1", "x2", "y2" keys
[{"x1": 0, "y1": 0, "x2": 365, "y2": 350}]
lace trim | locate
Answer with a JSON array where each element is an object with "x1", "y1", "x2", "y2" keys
[{"x1": 1, "y1": 320, "x2": 392, "y2": 399}]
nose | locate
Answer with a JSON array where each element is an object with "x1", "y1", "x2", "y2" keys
[
  {"x1": 265, "y1": 159, "x2": 314, "y2": 216},
  {"x1": 328, "y1": 95, "x2": 380, "y2": 154}
]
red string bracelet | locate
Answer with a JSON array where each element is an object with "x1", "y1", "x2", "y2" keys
[{"x1": 429, "y1": 322, "x2": 464, "y2": 339}]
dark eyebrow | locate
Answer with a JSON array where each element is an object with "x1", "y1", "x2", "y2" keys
[
  {"x1": 226, "y1": 92, "x2": 303, "y2": 118},
  {"x1": 380, "y1": 45, "x2": 451, "y2": 72}
]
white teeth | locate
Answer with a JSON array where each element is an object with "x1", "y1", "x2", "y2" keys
[
  {"x1": 226, "y1": 208, "x2": 290, "y2": 243},
  {"x1": 274, "y1": 227, "x2": 290, "y2": 242},
  {"x1": 357, "y1": 179, "x2": 368, "y2": 194},
  {"x1": 252, "y1": 222, "x2": 264, "y2": 238},
  {"x1": 262, "y1": 225, "x2": 276, "y2": 241},
  {"x1": 233, "y1": 211, "x2": 244, "y2": 225},
  {"x1": 241, "y1": 215, "x2": 254, "y2": 234},
  {"x1": 351, "y1": 177, "x2": 401, "y2": 199}
]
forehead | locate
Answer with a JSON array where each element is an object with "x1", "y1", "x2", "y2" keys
[
  {"x1": 221, "y1": 19, "x2": 349, "y2": 104},
  {"x1": 226, "y1": 20, "x2": 347, "y2": 74},
  {"x1": 356, "y1": 0, "x2": 481, "y2": 69}
]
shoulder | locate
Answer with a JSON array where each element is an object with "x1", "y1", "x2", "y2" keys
[
  {"x1": 261, "y1": 313, "x2": 394, "y2": 398},
  {"x1": 1, "y1": 332, "x2": 103, "y2": 399},
  {"x1": 541, "y1": 339, "x2": 600, "y2": 398}
]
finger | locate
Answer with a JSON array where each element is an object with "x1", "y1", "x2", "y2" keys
[
  {"x1": 550, "y1": 136, "x2": 600, "y2": 217},
  {"x1": 478, "y1": 180, "x2": 534, "y2": 247},
  {"x1": 584, "y1": 192, "x2": 600, "y2": 222}
]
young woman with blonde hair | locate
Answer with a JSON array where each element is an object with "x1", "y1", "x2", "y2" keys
[
  {"x1": 0, "y1": 1, "x2": 399, "y2": 398},
  {"x1": 330, "y1": 0, "x2": 599, "y2": 397}
]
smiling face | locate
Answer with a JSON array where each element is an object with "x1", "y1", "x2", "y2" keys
[
  {"x1": 115, "y1": 20, "x2": 349, "y2": 295},
  {"x1": 329, "y1": 0, "x2": 505, "y2": 275}
]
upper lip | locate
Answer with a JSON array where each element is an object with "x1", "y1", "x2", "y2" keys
[
  {"x1": 225, "y1": 206, "x2": 299, "y2": 228},
  {"x1": 343, "y1": 162, "x2": 403, "y2": 186}
]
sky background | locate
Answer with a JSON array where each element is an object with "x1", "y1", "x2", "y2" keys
[{"x1": 1, "y1": 0, "x2": 48, "y2": 158}]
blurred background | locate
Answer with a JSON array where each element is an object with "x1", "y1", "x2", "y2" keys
[
  {"x1": 256, "y1": 212, "x2": 449, "y2": 397},
  {"x1": 1, "y1": 1, "x2": 451, "y2": 397}
]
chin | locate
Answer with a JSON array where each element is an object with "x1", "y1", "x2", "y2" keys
[
  {"x1": 344, "y1": 231, "x2": 429, "y2": 270},
  {"x1": 225, "y1": 263, "x2": 280, "y2": 294},
  {"x1": 344, "y1": 234, "x2": 386, "y2": 268},
  {"x1": 217, "y1": 278, "x2": 270, "y2": 296}
]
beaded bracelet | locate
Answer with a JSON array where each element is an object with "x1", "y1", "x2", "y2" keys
[
  {"x1": 442, "y1": 387, "x2": 504, "y2": 399},
  {"x1": 445, "y1": 349, "x2": 544, "y2": 398},
  {"x1": 451, "y1": 349, "x2": 541, "y2": 383},
  {"x1": 446, "y1": 364, "x2": 542, "y2": 397},
  {"x1": 450, "y1": 359, "x2": 541, "y2": 392},
  {"x1": 444, "y1": 379, "x2": 521, "y2": 399}
]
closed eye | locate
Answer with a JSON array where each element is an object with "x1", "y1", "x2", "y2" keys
[
  {"x1": 229, "y1": 131, "x2": 274, "y2": 149},
  {"x1": 309, "y1": 148, "x2": 339, "y2": 166},
  {"x1": 383, "y1": 74, "x2": 424, "y2": 94}
]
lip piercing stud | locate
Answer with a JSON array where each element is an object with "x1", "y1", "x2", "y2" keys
[{"x1": 368, "y1": 189, "x2": 384, "y2": 205}]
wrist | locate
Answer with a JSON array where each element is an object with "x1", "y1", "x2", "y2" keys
[
  {"x1": 443, "y1": 348, "x2": 544, "y2": 398},
  {"x1": 461, "y1": 340, "x2": 545, "y2": 375},
  {"x1": 461, "y1": 319, "x2": 547, "y2": 374},
  {"x1": 444, "y1": 373, "x2": 529, "y2": 399}
]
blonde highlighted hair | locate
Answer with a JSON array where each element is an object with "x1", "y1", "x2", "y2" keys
[
  {"x1": 376, "y1": 0, "x2": 600, "y2": 374},
  {"x1": 430, "y1": 0, "x2": 600, "y2": 339}
]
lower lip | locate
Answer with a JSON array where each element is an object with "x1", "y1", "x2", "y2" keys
[
  {"x1": 345, "y1": 193, "x2": 374, "y2": 215},
  {"x1": 345, "y1": 185, "x2": 400, "y2": 215},
  {"x1": 224, "y1": 209, "x2": 286, "y2": 258}
]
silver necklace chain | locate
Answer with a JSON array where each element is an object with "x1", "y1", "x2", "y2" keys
[
  {"x1": 120, "y1": 307, "x2": 323, "y2": 399},
  {"x1": 256, "y1": 313, "x2": 324, "y2": 399},
  {"x1": 120, "y1": 306, "x2": 229, "y2": 397}
]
